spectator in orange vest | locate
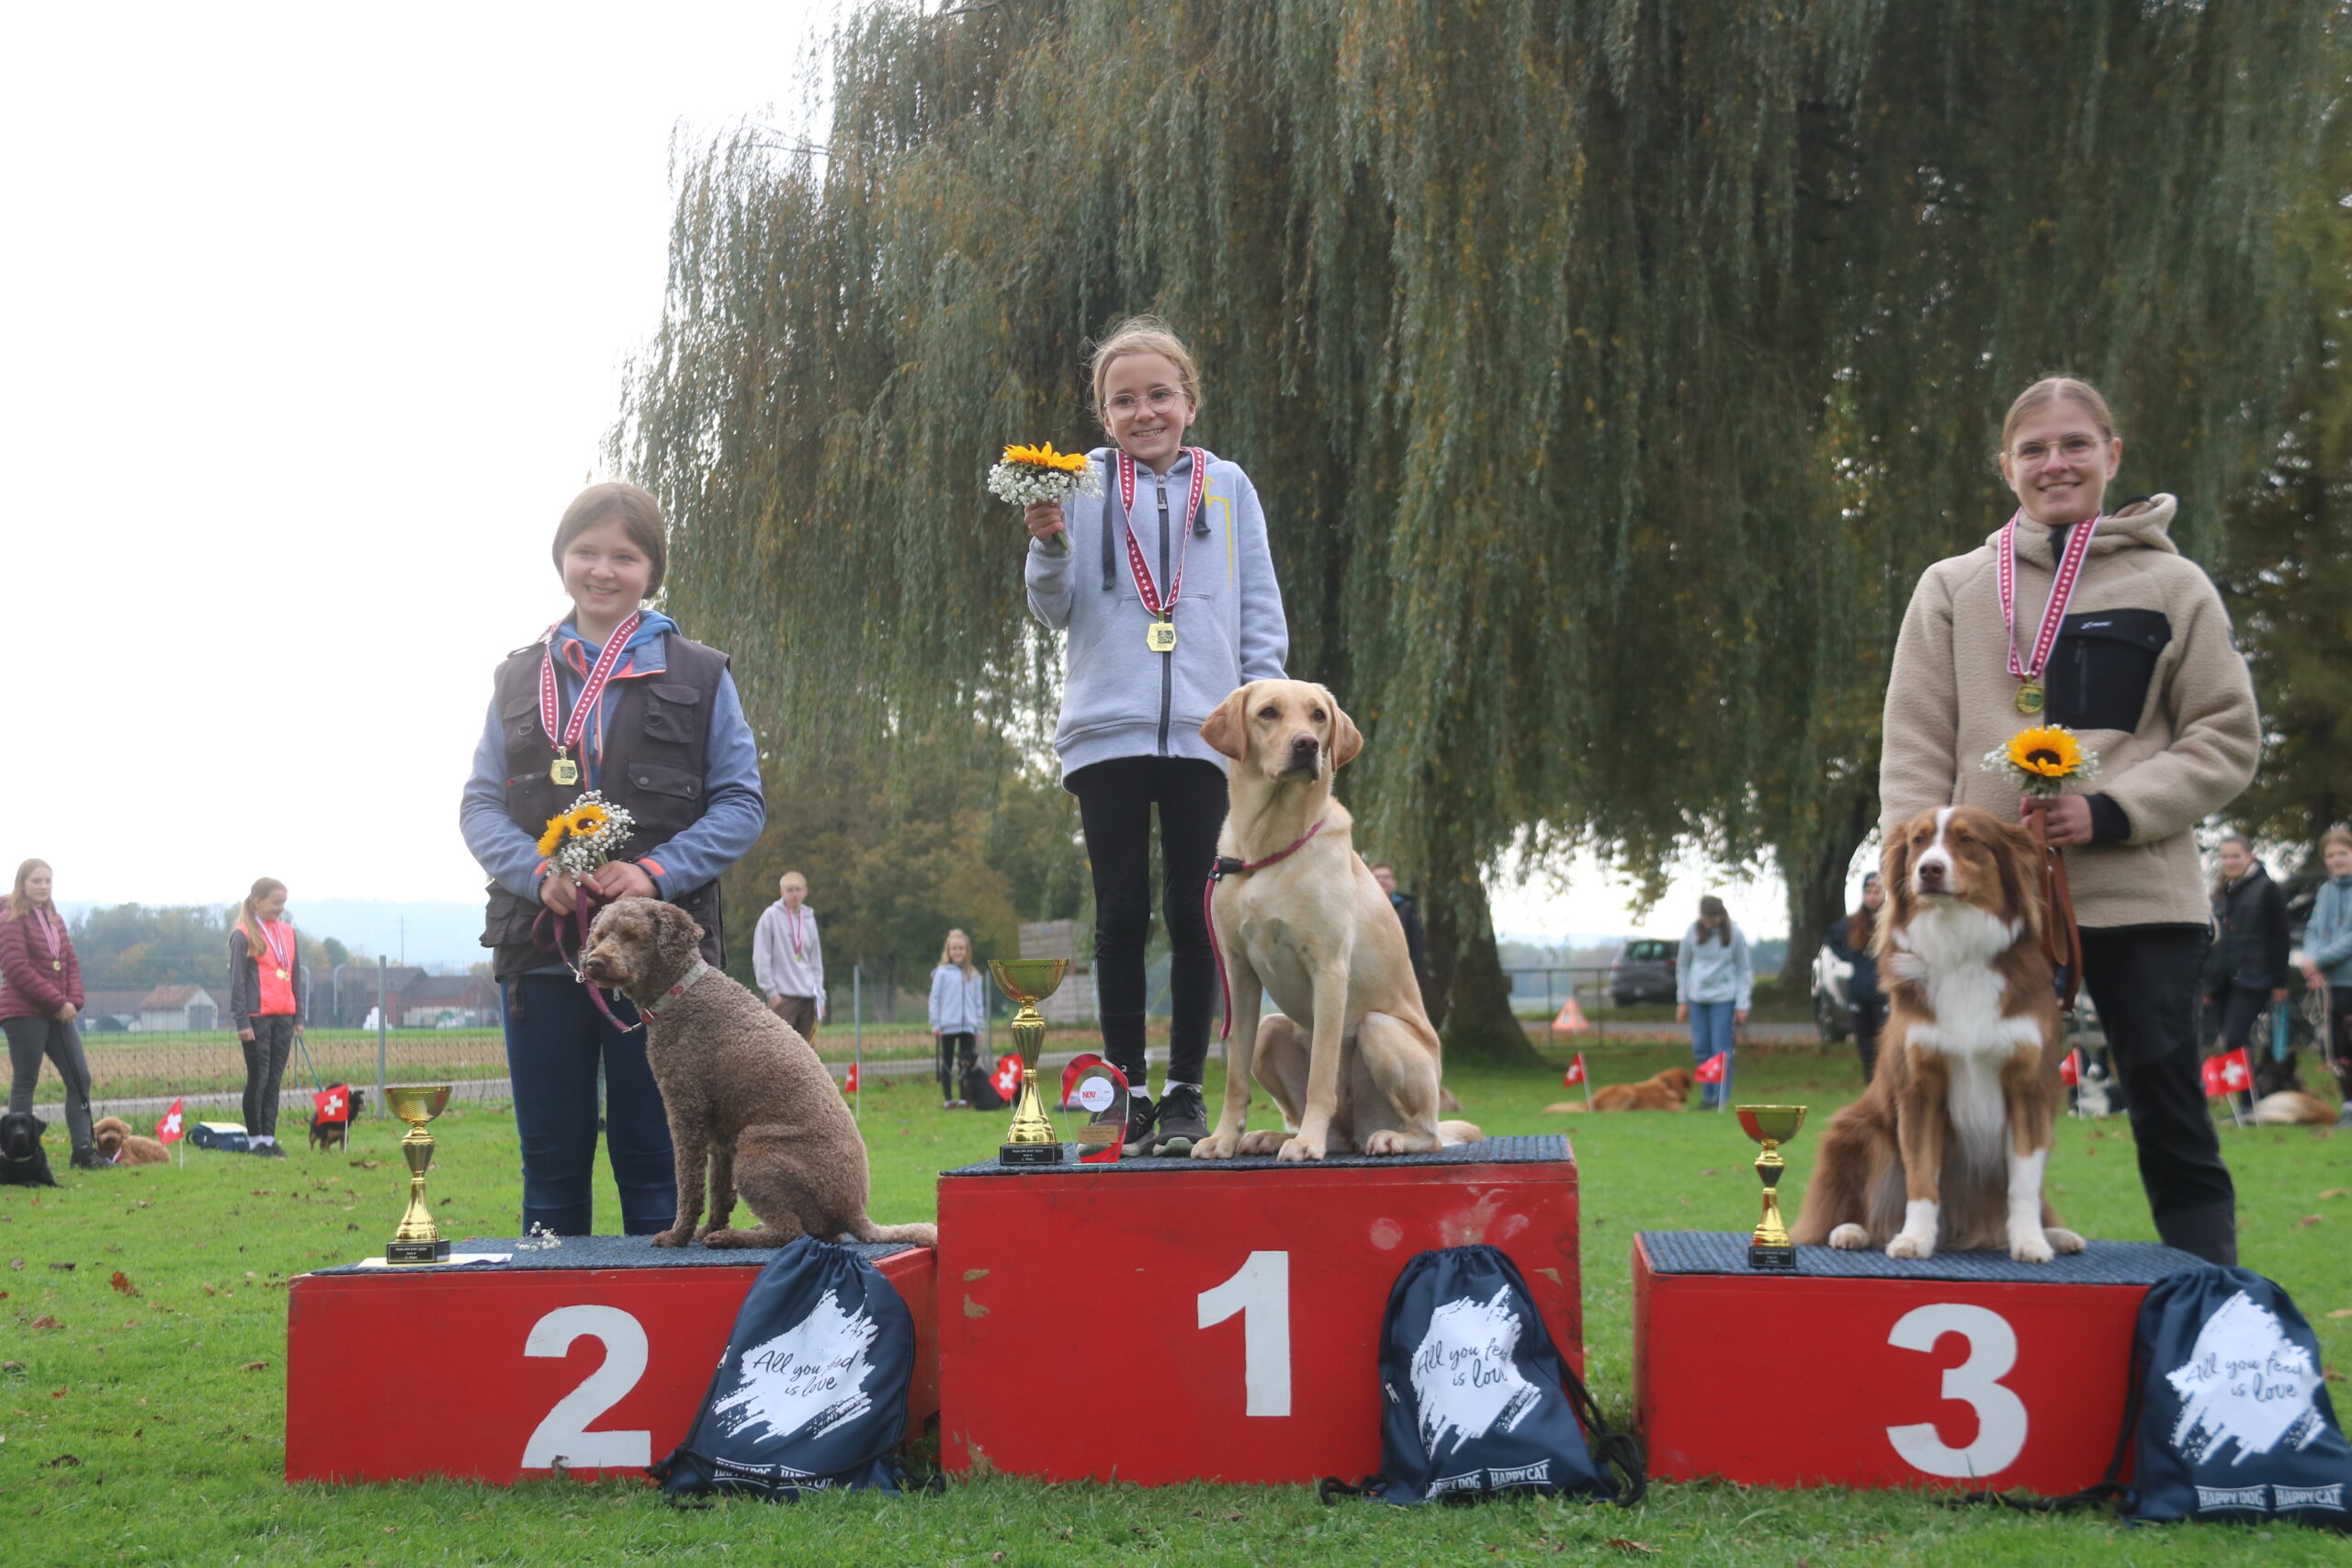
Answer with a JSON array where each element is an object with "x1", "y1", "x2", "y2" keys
[{"x1": 227, "y1": 876, "x2": 306, "y2": 1158}]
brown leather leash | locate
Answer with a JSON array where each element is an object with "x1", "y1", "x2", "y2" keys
[{"x1": 2029, "y1": 808, "x2": 2084, "y2": 1013}]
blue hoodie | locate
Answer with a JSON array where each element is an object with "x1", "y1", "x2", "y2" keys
[
  {"x1": 2305, "y1": 874, "x2": 2352, "y2": 989},
  {"x1": 1024, "y1": 447, "x2": 1288, "y2": 779}
]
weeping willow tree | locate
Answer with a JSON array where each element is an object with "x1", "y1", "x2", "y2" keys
[{"x1": 618, "y1": 0, "x2": 2345, "y2": 1060}]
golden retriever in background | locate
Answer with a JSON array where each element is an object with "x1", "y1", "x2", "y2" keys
[
  {"x1": 92, "y1": 1116, "x2": 170, "y2": 1166},
  {"x1": 1193, "y1": 679, "x2": 1480, "y2": 1162},
  {"x1": 2249, "y1": 1091, "x2": 2335, "y2": 1126},
  {"x1": 1547, "y1": 1066, "x2": 1694, "y2": 1113}
]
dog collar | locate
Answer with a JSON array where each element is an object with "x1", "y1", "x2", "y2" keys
[
  {"x1": 639, "y1": 959, "x2": 710, "y2": 1020},
  {"x1": 1209, "y1": 817, "x2": 1329, "y2": 882}
]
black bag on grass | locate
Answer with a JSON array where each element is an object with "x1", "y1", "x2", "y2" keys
[
  {"x1": 1324, "y1": 1245, "x2": 1643, "y2": 1506},
  {"x1": 650, "y1": 1237, "x2": 918, "y2": 1502}
]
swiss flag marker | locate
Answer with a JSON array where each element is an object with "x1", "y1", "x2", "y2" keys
[
  {"x1": 992, "y1": 1053, "x2": 1023, "y2": 1105},
  {"x1": 313, "y1": 1085, "x2": 350, "y2": 1125},
  {"x1": 842, "y1": 1062, "x2": 860, "y2": 1095},
  {"x1": 1562, "y1": 1054, "x2": 1587, "y2": 1087},
  {"x1": 2200, "y1": 1047, "x2": 2252, "y2": 1099},
  {"x1": 1694, "y1": 1054, "x2": 1727, "y2": 1085},
  {"x1": 155, "y1": 1099, "x2": 186, "y2": 1145},
  {"x1": 2060, "y1": 1050, "x2": 2081, "y2": 1088}
]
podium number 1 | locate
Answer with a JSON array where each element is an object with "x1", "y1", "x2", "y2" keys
[
  {"x1": 1884, "y1": 1303, "x2": 2028, "y2": 1478},
  {"x1": 1198, "y1": 1251, "x2": 1292, "y2": 1416}
]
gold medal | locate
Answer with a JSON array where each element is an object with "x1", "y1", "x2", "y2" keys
[
  {"x1": 2016, "y1": 680, "x2": 2045, "y2": 716},
  {"x1": 52, "y1": 960, "x2": 62, "y2": 971},
  {"x1": 551, "y1": 754, "x2": 580, "y2": 786},
  {"x1": 276, "y1": 969, "x2": 288, "y2": 980},
  {"x1": 1147, "y1": 619, "x2": 1177, "y2": 654}
]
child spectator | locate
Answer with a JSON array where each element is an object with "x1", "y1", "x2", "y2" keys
[
  {"x1": 227, "y1": 876, "x2": 305, "y2": 1158},
  {"x1": 1677, "y1": 895, "x2": 1753, "y2": 1110},
  {"x1": 929, "y1": 929, "x2": 988, "y2": 1109},
  {"x1": 753, "y1": 871, "x2": 826, "y2": 1040}
]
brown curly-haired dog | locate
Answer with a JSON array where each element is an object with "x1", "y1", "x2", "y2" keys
[
  {"x1": 93, "y1": 1116, "x2": 170, "y2": 1166},
  {"x1": 580, "y1": 897, "x2": 936, "y2": 1250}
]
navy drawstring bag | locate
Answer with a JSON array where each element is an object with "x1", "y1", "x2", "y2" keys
[
  {"x1": 1963, "y1": 1264, "x2": 2350, "y2": 1530},
  {"x1": 649, "y1": 1238, "x2": 920, "y2": 1502},
  {"x1": 1323, "y1": 1245, "x2": 1643, "y2": 1506}
]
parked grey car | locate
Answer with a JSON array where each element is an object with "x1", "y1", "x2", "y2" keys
[{"x1": 1610, "y1": 938, "x2": 1679, "y2": 1007}]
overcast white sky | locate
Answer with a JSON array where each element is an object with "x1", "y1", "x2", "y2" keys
[{"x1": 1, "y1": 2, "x2": 1816, "y2": 943}]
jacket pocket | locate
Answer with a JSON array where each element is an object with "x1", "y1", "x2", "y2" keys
[
  {"x1": 640, "y1": 682, "x2": 705, "y2": 750},
  {"x1": 619, "y1": 761, "x2": 704, "y2": 840},
  {"x1": 2046, "y1": 608, "x2": 2169, "y2": 733}
]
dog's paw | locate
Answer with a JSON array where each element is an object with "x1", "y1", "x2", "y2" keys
[
  {"x1": 1191, "y1": 1132, "x2": 1240, "y2": 1161},
  {"x1": 1886, "y1": 1232, "x2": 1936, "y2": 1260},
  {"x1": 1236, "y1": 1128, "x2": 1287, "y2": 1156},
  {"x1": 1827, "y1": 1224, "x2": 1870, "y2": 1250},
  {"x1": 2044, "y1": 1226, "x2": 2086, "y2": 1255},
  {"x1": 2008, "y1": 1228, "x2": 2055, "y2": 1264},
  {"x1": 650, "y1": 1228, "x2": 693, "y2": 1248},
  {"x1": 1275, "y1": 1135, "x2": 1327, "y2": 1163},
  {"x1": 697, "y1": 1227, "x2": 755, "y2": 1249}
]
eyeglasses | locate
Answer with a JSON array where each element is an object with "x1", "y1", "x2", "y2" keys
[
  {"x1": 2008, "y1": 434, "x2": 2104, "y2": 467},
  {"x1": 1104, "y1": 386, "x2": 1188, "y2": 417}
]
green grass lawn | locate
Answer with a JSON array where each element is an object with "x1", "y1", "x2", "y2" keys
[{"x1": 5, "y1": 1043, "x2": 2346, "y2": 1565}]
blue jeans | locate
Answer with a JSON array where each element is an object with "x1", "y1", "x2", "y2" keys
[
  {"x1": 1689, "y1": 1000, "x2": 1736, "y2": 1107},
  {"x1": 502, "y1": 974, "x2": 676, "y2": 1236}
]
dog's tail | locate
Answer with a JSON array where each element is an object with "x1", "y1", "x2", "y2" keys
[
  {"x1": 848, "y1": 1216, "x2": 940, "y2": 1248},
  {"x1": 1540, "y1": 1100, "x2": 1590, "y2": 1114},
  {"x1": 1438, "y1": 1119, "x2": 1483, "y2": 1145}
]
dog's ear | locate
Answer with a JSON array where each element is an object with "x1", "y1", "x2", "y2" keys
[
  {"x1": 1322, "y1": 687, "x2": 1363, "y2": 769},
  {"x1": 1200, "y1": 683, "x2": 1254, "y2": 761},
  {"x1": 1996, "y1": 817, "x2": 2044, "y2": 940},
  {"x1": 655, "y1": 899, "x2": 706, "y2": 967}
]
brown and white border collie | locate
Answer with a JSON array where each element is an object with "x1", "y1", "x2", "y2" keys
[{"x1": 1792, "y1": 806, "x2": 2086, "y2": 1263}]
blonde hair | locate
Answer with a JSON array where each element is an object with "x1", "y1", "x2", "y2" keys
[
  {"x1": 1088, "y1": 315, "x2": 1203, "y2": 425},
  {"x1": 2001, "y1": 376, "x2": 2118, "y2": 454},
  {"x1": 6, "y1": 859, "x2": 51, "y2": 920},
  {"x1": 938, "y1": 928, "x2": 979, "y2": 978},
  {"x1": 2321, "y1": 826, "x2": 2352, "y2": 857},
  {"x1": 234, "y1": 877, "x2": 288, "y2": 957}
]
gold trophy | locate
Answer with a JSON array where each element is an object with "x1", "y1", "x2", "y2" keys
[
  {"x1": 1736, "y1": 1103, "x2": 1807, "y2": 1271},
  {"x1": 988, "y1": 958, "x2": 1069, "y2": 1167},
  {"x1": 384, "y1": 1084, "x2": 454, "y2": 1264}
]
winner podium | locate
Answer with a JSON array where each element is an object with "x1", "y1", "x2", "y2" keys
[{"x1": 938, "y1": 1134, "x2": 1581, "y2": 1485}]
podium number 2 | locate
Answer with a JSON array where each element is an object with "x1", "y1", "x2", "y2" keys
[
  {"x1": 1198, "y1": 1251, "x2": 1292, "y2": 1416},
  {"x1": 1884, "y1": 1303, "x2": 2028, "y2": 1478},
  {"x1": 522, "y1": 1305, "x2": 652, "y2": 1469}
]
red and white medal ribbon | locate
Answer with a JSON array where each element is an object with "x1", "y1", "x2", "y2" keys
[
  {"x1": 36, "y1": 909, "x2": 63, "y2": 969},
  {"x1": 259, "y1": 919, "x2": 293, "y2": 978},
  {"x1": 1115, "y1": 448, "x2": 1208, "y2": 620},
  {"x1": 1999, "y1": 511, "x2": 2101, "y2": 685},
  {"x1": 787, "y1": 906, "x2": 808, "y2": 960},
  {"x1": 538, "y1": 610, "x2": 643, "y2": 772}
]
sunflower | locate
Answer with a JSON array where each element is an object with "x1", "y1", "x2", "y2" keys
[
  {"x1": 537, "y1": 812, "x2": 572, "y2": 856},
  {"x1": 2006, "y1": 726, "x2": 2086, "y2": 780},
  {"x1": 570, "y1": 802, "x2": 612, "y2": 836},
  {"x1": 1002, "y1": 440, "x2": 1090, "y2": 474}
]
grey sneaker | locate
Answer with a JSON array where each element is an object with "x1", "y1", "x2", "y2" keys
[{"x1": 1149, "y1": 1084, "x2": 1209, "y2": 1156}]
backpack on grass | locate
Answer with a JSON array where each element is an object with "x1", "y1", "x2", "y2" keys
[
  {"x1": 1323, "y1": 1245, "x2": 1644, "y2": 1506},
  {"x1": 650, "y1": 1237, "x2": 919, "y2": 1502}
]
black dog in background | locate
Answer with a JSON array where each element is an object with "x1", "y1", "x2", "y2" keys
[
  {"x1": 308, "y1": 1090, "x2": 367, "y2": 1153},
  {"x1": 1, "y1": 1111, "x2": 59, "y2": 1188}
]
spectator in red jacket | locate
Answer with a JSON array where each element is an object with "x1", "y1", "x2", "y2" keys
[{"x1": 2, "y1": 860, "x2": 97, "y2": 1170}]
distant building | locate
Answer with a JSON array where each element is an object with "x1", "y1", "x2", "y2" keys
[
  {"x1": 79, "y1": 989, "x2": 149, "y2": 1032},
  {"x1": 139, "y1": 985, "x2": 220, "y2": 1032},
  {"x1": 400, "y1": 974, "x2": 500, "y2": 1029}
]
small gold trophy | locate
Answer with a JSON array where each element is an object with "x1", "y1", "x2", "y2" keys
[
  {"x1": 988, "y1": 958, "x2": 1069, "y2": 1167},
  {"x1": 384, "y1": 1084, "x2": 454, "y2": 1265},
  {"x1": 1736, "y1": 1103, "x2": 1807, "y2": 1271}
]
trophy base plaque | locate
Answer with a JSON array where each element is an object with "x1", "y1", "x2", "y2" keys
[
  {"x1": 1747, "y1": 1238, "x2": 1796, "y2": 1271},
  {"x1": 384, "y1": 1239, "x2": 453, "y2": 1265},
  {"x1": 999, "y1": 1142, "x2": 1067, "y2": 1168}
]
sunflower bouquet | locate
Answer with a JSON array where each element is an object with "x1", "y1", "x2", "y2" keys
[
  {"x1": 988, "y1": 442, "x2": 1100, "y2": 552},
  {"x1": 1982, "y1": 724, "x2": 2102, "y2": 799},
  {"x1": 537, "y1": 792, "x2": 636, "y2": 880}
]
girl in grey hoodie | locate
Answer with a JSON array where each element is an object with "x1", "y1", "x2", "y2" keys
[{"x1": 1022, "y1": 318, "x2": 1289, "y2": 1154}]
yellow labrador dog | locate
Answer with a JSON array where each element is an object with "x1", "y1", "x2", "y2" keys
[{"x1": 1193, "y1": 679, "x2": 1480, "y2": 1162}]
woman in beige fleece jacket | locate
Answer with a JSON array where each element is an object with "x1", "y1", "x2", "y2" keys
[{"x1": 1880, "y1": 377, "x2": 2260, "y2": 1266}]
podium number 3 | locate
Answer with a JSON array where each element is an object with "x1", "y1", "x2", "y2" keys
[
  {"x1": 1884, "y1": 1303, "x2": 2028, "y2": 1478},
  {"x1": 1198, "y1": 1251, "x2": 1292, "y2": 1416},
  {"x1": 522, "y1": 1305, "x2": 652, "y2": 1469}
]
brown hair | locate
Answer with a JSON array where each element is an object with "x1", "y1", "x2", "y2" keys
[
  {"x1": 1088, "y1": 316, "x2": 1203, "y2": 425},
  {"x1": 2000, "y1": 376, "x2": 2118, "y2": 454},
  {"x1": 552, "y1": 482, "x2": 666, "y2": 597},
  {"x1": 233, "y1": 877, "x2": 288, "y2": 958},
  {"x1": 1696, "y1": 895, "x2": 1730, "y2": 946},
  {"x1": 6, "y1": 859, "x2": 51, "y2": 919}
]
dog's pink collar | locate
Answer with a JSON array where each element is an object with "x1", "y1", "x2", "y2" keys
[{"x1": 639, "y1": 959, "x2": 711, "y2": 1020}]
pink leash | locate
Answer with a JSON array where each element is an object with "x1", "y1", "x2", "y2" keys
[
  {"x1": 1204, "y1": 816, "x2": 1328, "y2": 1041},
  {"x1": 532, "y1": 892, "x2": 641, "y2": 1034}
]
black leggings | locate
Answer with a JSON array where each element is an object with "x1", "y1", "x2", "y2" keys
[
  {"x1": 241, "y1": 1015, "x2": 297, "y2": 1138},
  {"x1": 937, "y1": 1032, "x2": 978, "y2": 1100},
  {"x1": 1068, "y1": 755, "x2": 1228, "y2": 1096},
  {"x1": 1851, "y1": 994, "x2": 1887, "y2": 1082},
  {"x1": 6, "y1": 1015, "x2": 93, "y2": 1154}
]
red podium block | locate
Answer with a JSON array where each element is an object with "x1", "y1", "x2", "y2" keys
[
  {"x1": 286, "y1": 1237, "x2": 935, "y2": 1483},
  {"x1": 938, "y1": 1134, "x2": 1580, "y2": 1485},
  {"x1": 1634, "y1": 1231, "x2": 2201, "y2": 1494}
]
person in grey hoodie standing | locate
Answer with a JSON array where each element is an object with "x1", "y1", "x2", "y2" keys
[
  {"x1": 1023, "y1": 316, "x2": 1288, "y2": 1155},
  {"x1": 2295, "y1": 827, "x2": 2352, "y2": 1121},
  {"x1": 1676, "y1": 896, "x2": 1752, "y2": 1110}
]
